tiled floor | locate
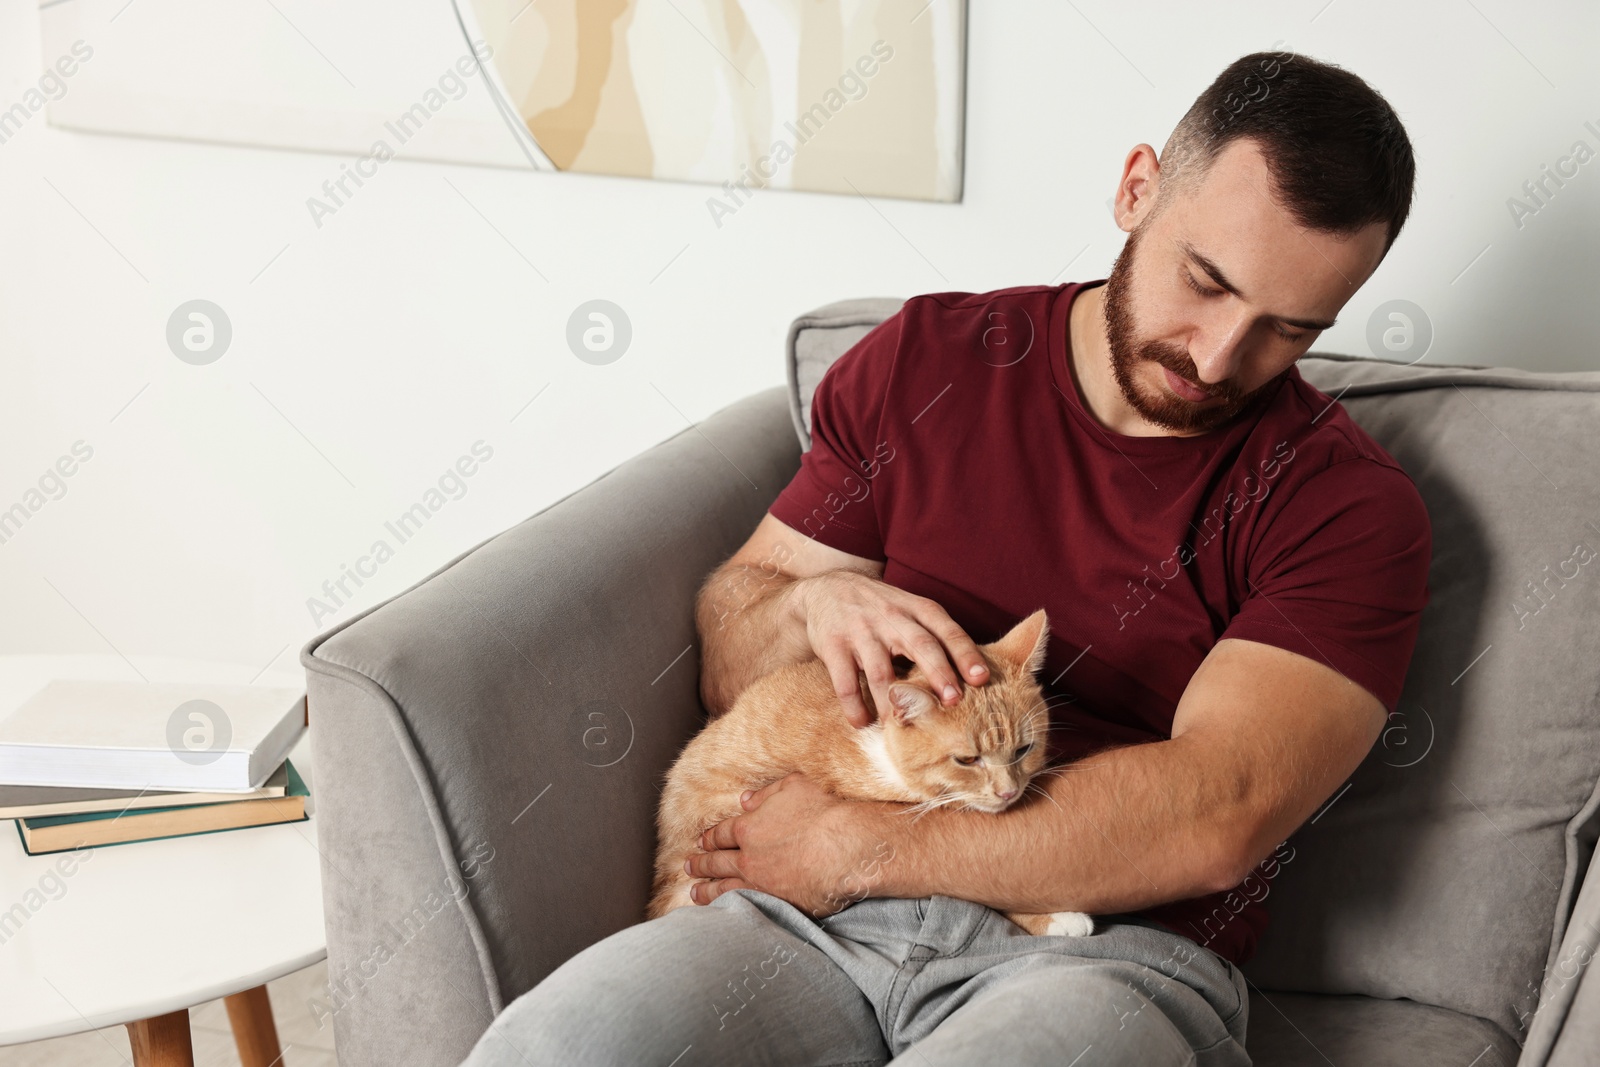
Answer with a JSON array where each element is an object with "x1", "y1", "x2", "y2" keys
[{"x1": 0, "y1": 959, "x2": 336, "y2": 1066}]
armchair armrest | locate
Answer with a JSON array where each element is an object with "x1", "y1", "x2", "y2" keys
[
  {"x1": 1527, "y1": 809, "x2": 1600, "y2": 1067},
  {"x1": 300, "y1": 386, "x2": 800, "y2": 1067}
]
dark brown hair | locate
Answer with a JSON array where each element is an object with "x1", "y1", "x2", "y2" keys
[{"x1": 1158, "y1": 50, "x2": 1416, "y2": 256}]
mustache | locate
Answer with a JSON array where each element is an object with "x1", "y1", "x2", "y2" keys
[{"x1": 1137, "y1": 339, "x2": 1244, "y2": 403}]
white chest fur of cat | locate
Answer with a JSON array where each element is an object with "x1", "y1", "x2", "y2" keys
[{"x1": 648, "y1": 608, "x2": 1094, "y2": 940}]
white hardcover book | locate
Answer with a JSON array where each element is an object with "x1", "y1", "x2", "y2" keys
[
  {"x1": 0, "y1": 762, "x2": 292, "y2": 820},
  {"x1": 0, "y1": 681, "x2": 306, "y2": 792}
]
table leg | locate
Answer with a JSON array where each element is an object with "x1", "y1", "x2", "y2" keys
[
  {"x1": 224, "y1": 984, "x2": 284, "y2": 1067},
  {"x1": 126, "y1": 1009, "x2": 194, "y2": 1067}
]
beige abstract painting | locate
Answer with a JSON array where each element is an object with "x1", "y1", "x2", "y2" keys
[{"x1": 455, "y1": 0, "x2": 966, "y2": 202}]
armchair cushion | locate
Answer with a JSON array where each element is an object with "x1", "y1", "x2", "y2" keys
[{"x1": 1244, "y1": 990, "x2": 1521, "y2": 1067}]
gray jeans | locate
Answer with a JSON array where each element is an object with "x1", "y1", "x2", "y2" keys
[{"x1": 460, "y1": 890, "x2": 1251, "y2": 1066}]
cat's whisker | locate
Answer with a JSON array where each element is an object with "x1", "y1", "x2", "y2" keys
[
  {"x1": 898, "y1": 791, "x2": 966, "y2": 821},
  {"x1": 1023, "y1": 776, "x2": 1065, "y2": 811},
  {"x1": 907, "y1": 790, "x2": 977, "y2": 821}
]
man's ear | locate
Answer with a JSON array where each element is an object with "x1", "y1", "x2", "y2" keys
[
  {"x1": 887, "y1": 683, "x2": 937, "y2": 726},
  {"x1": 1111, "y1": 143, "x2": 1163, "y2": 233}
]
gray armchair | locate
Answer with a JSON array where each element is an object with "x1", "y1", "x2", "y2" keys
[{"x1": 303, "y1": 298, "x2": 1600, "y2": 1067}]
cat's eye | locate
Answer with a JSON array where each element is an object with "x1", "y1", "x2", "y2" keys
[
  {"x1": 1013, "y1": 743, "x2": 1034, "y2": 762},
  {"x1": 952, "y1": 755, "x2": 981, "y2": 767}
]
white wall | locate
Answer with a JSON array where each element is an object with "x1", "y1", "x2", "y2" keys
[{"x1": 1, "y1": 0, "x2": 1596, "y2": 675}]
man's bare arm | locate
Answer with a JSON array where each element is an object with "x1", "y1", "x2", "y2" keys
[
  {"x1": 850, "y1": 638, "x2": 1386, "y2": 912},
  {"x1": 696, "y1": 515, "x2": 992, "y2": 725},
  {"x1": 695, "y1": 514, "x2": 878, "y2": 718}
]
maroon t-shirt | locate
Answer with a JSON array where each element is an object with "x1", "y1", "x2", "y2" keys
[{"x1": 768, "y1": 279, "x2": 1432, "y2": 966}]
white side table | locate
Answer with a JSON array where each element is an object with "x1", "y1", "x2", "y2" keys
[{"x1": 0, "y1": 655, "x2": 325, "y2": 1066}]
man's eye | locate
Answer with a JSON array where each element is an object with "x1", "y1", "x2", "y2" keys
[
  {"x1": 952, "y1": 755, "x2": 981, "y2": 767},
  {"x1": 1183, "y1": 268, "x2": 1303, "y2": 341},
  {"x1": 1183, "y1": 270, "x2": 1222, "y2": 298}
]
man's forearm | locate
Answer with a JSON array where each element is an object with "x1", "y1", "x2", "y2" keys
[
  {"x1": 696, "y1": 562, "x2": 814, "y2": 717},
  {"x1": 871, "y1": 735, "x2": 1252, "y2": 914}
]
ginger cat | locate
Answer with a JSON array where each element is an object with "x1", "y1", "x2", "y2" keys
[{"x1": 648, "y1": 608, "x2": 1094, "y2": 939}]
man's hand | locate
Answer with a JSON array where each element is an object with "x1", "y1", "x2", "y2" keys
[
  {"x1": 798, "y1": 570, "x2": 991, "y2": 728},
  {"x1": 696, "y1": 515, "x2": 991, "y2": 726},
  {"x1": 684, "y1": 773, "x2": 901, "y2": 916}
]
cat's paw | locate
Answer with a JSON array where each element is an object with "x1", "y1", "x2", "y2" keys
[{"x1": 1045, "y1": 911, "x2": 1095, "y2": 937}]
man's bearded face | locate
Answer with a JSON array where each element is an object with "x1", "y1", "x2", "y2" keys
[{"x1": 1100, "y1": 221, "x2": 1282, "y2": 435}]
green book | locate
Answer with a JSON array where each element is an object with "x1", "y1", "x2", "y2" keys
[{"x1": 15, "y1": 761, "x2": 309, "y2": 856}]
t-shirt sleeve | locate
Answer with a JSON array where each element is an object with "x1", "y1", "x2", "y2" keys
[
  {"x1": 1220, "y1": 458, "x2": 1433, "y2": 713},
  {"x1": 766, "y1": 311, "x2": 904, "y2": 561}
]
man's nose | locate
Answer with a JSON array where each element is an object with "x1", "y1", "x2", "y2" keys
[{"x1": 1190, "y1": 313, "x2": 1252, "y2": 383}]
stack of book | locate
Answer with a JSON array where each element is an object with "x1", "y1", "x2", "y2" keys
[{"x1": 0, "y1": 680, "x2": 309, "y2": 856}]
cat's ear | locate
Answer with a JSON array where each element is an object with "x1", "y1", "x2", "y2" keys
[
  {"x1": 885, "y1": 682, "x2": 937, "y2": 726},
  {"x1": 989, "y1": 608, "x2": 1051, "y2": 677}
]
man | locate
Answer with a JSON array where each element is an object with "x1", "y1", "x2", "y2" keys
[{"x1": 462, "y1": 49, "x2": 1430, "y2": 1066}]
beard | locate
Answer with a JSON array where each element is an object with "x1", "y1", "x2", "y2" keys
[{"x1": 1099, "y1": 223, "x2": 1280, "y2": 434}]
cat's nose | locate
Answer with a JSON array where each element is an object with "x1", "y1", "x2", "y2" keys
[{"x1": 996, "y1": 788, "x2": 1017, "y2": 801}]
